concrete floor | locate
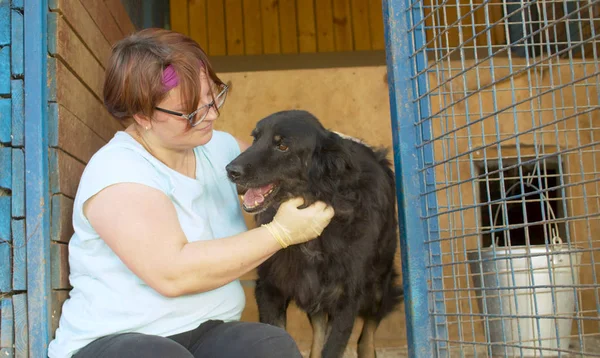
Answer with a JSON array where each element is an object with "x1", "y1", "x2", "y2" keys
[{"x1": 300, "y1": 336, "x2": 600, "y2": 357}]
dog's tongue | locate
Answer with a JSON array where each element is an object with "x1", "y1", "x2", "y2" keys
[{"x1": 243, "y1": 183, "x2": 274, "y2": 207}]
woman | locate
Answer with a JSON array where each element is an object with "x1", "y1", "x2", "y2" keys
[{"x1": 47, "y1": 28, "x2": 335, "y2": 358}]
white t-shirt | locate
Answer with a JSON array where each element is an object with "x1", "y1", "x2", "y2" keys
[{"x1": 47, "y1": 130, "x2": 248, "y2": 358}]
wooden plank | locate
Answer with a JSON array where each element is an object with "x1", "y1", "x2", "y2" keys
[
  {"x1": 0, "y1": 0, "x2": 9, "y2": 46},
  {"x1": 170, "y1": 0, "x2": 189, "y2": 35},
  {"x1": 12, "y1": 219, "x2": 26, "y2": 291},
  {"x1": 443, "y1": 0, "x2": 460, "y2": 49},
  {"x1": 103, "y1": 0, "x2": 137, "y2": 36},
  {"x1": 243, "y1": 0, "x2": 263, "y2": 55},
  {"x1": 48, "y1": 103, "x2": 105, "y2": 164},
  {"x1": 225, "y1": 0, "x2": 245, "y2": 55},
  {"x1": 0, "y1": 147, "x2": 11, "y2": 191},
  {"x1": 0, "y1": 197, "x2": 10, "y2": 293},
  {"x1": 491, "y1": 0, "x2": 506, "y2": 45},
  {"x1": 0, "y1": 298, "x2": 13, "y2": 356},
  {"x1": 458, "y1": 1, "x2": 475, "y2": 47},
  {"x1": 0, "y1": 98, "x2": 10, "y2": 144},
  {"x1": 0, "y1": 46, "x2": 10, "y2": 95},
  {"x1": 0, "y1": 197, "x2": 9, "y2": 244},
  {"x1": 11, "y1": 148, "x2": 24, "y2": 218},
  {"x1": 51, "y1": 242, "x2": 71, "y2": 290},
  {"x1": 369, "y1": 0, "x2": 385, "y2": 50},
  {"x1": 25, "y1": 2, "x2": 53, "y2": 356},
  {"x1": 10, "y1": 79, "x2": 23, "y2": 147},
  {"x1": 350, "y1": 0, "x2": 371, "y2": 50},
  {"x1": 422, "y1": 0, "x2": 434, "y2": 46},
  {"x1": 261, "y1": 0, "x2": 280, "y2": 54},
  {"x1": 11, "y1": 0, "x2": 23, "y2": 10},
  {"x1": 48, "y1": 57, "x2": 123, "y2": 142},
  {"x1": 51, "y1": 291, "x2": 69, "y2": 337},
  {"x1": 12, "y1": 294, "x2": 27, "y2": 358},
  {"x1": 50, "y1": 0, "x2": 112, "y2": 68},
  {"x1": 11, "y1": 9, "x2": 23, "y2": 77},
  {"x1": 51, "y1": 195, "x2": 74, "y2": 244},
  {"x1": 207, "y1": 0, "x2": 227, "y2": 56},
  {"x1": 49, "y1": 148, "x2": 85, "y2": 199},
  {"x1": 279, "y1": 0, "x2": 298, "y2": 53},
  {"x1": 297, "y1": 0, "x2": 317, "y2": 53},
  {"x1": 333, "y1": 0, "x2": 353, "y2": 51},
  {"x1": 80, "y1": 0, "x2": 124, "y2": 45},
  {"x1": 49, "y1": 14, "x2": 105, "y2": 100},
  {"x1": 189, "y1": 0, "x2": 208, "y2": 50}
]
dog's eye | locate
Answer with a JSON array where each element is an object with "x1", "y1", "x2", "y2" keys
[{"x1": 277, "y1": 143, "x2": 289, "y2": 152}]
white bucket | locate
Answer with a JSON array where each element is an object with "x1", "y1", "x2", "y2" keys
[{"x1": 467, "y1": 246, "x2": 583, "y2": 356}]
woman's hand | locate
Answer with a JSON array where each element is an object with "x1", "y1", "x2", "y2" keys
[{"x1": 262, "y1": 197, "x2": 335, "y2": 248}]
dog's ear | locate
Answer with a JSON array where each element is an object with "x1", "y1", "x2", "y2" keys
[
  {"x1": 308, "y1": 131, "x2": 359, "y2": 185},
  {"x1": 307, "y1": 131, "x2": 360, "y2": 218}
]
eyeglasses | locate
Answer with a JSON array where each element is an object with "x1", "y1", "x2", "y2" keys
[{"x1": 154, "y1": 83, "x2": 229, "y2": 127}]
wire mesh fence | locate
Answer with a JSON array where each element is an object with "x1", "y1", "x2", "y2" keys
[{"x1": 402, "y1": 0, "x2": 600, "y2": 356}]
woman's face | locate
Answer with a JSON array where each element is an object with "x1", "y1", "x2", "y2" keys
[{"x1": 147, "y1": 73, "x2": 222, "y2": 151}]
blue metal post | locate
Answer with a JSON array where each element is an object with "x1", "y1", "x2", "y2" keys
[
  {"x1": 382, "y1": 0, "x2": 447, "y2": 357},
  {"x1": 24, "y1": 0, "x2": 51, "y2": 356}
]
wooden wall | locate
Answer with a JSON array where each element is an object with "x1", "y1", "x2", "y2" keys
[
  {"x1": 170, "y1": 0, "x2": 386, "y2": 55},
  {"x1": 47, "y1": 0, "x2": 136, "y2": 338},
  {"x1": 168, "y1": 0, "x2": 508, "y2": 57},
  {"x1": 0, "y1": 0, "x2": 25, "y2": 356}
]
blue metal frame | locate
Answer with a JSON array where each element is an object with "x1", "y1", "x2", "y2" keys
[
  {"x1": 24, "y1": 0, "x2": 51, "y2": 356},
  {"x1": 382, "y1": 0, "x2": 447, "y2": 357}
]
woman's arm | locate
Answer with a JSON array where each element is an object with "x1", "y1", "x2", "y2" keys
[{"x1": 84, "y1": 182, "x2": 330, "y2": 297}]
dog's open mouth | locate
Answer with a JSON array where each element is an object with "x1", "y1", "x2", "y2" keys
[{"x1": 242, "y1": 183, "x2": 279, "y2": 213}]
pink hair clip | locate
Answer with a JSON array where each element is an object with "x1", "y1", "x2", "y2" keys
[{"x1": 162, "y1": 64, "x2": 179, "y2": 91}]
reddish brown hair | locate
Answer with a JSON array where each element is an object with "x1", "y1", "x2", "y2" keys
[{"x1": 103, "y1": 28, "x2": 223, "y2": 122}]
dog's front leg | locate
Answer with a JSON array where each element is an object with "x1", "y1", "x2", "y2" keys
[
  {"x1": 255, "y1": 278, "x2": 289, "y2": 329},
  {"x1": 321, "y1": 304, "x2": 358, "y2": 358}
]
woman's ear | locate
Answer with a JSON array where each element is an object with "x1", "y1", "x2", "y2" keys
[{"x1": 132, "y1": 113, "x2": 152, "y2": 130}]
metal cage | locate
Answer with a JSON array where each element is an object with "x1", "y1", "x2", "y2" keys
[{"x1": 384, "y1": 0, "x2": 600, "y2": 356}]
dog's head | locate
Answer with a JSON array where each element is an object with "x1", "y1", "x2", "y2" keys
[{"x1": 225, "y1": 110, "x2": 358, "y2": 214}]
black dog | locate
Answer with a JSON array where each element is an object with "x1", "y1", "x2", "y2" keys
[{"x1": 226, "y1": 110, "x2": 403, "y2": 358}]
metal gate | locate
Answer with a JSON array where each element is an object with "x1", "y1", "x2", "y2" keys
[{"x1": 383, "y1": 0, "x2": 600, "y2": 356}]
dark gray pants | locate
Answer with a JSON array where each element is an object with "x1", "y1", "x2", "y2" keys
[{"x1": 73, "y1": 320, "x2": 302, "y2": 358}]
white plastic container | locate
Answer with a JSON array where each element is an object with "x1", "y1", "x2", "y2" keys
[{"x1": 467, "y1": 245, "x2": 582, "y2": 356}]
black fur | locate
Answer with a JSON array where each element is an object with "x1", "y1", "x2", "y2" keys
[{"x1": 226, "y1": 110, "x2": 403, "y2": 358}]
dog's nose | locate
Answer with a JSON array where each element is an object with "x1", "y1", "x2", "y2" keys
[{"x1": 226, "y1": 164, "x2": 244, "y2": 181}]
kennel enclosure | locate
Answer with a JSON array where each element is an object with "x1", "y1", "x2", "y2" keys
[{"x1": 383, "y1": 0, "x2": 600, "y2": 356}]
